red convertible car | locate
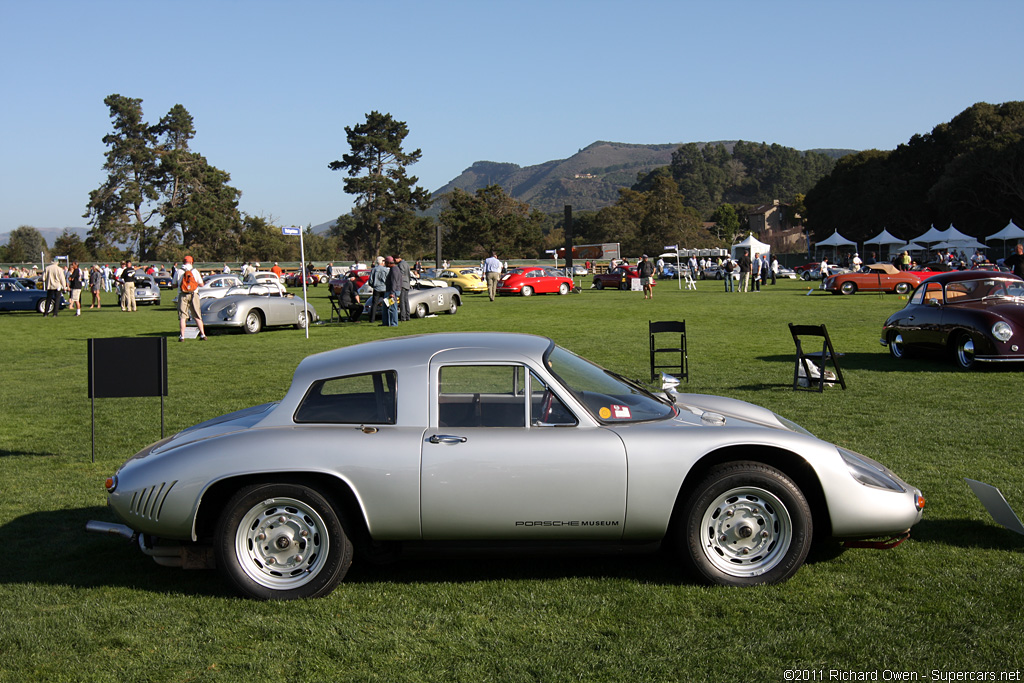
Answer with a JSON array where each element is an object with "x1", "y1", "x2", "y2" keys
[
  {"x1": 821, "y1": 263, "x2": 933, "y2": 295},
  {"x1": 592, "y1": 266, "x2": 654, "y2": 290},
  {"x1": 497, "y1": 267, "x2": 575, "y2": 296},
  {"x1": 882, "y1": 271, "x2": 1024, "y2": 369}
]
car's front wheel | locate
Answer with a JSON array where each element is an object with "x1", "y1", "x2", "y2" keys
[
  {"x1": 888, "y1": 330, "x2": 909, "y2": 360},
  {"x1": 558, "y1": 283, "x2": 569, "y2": 295},
  {"x1": 215, "y1": 483, "x2": 353, "y2": 600},
  {"x1": 243, "y1": 310, "x2": 262, "y2": 334},
  {"x1": 953, "y1": 331, "x2": 976, "y2": 370},
  {"x1": 593, "y1": 280, "x2": 604, "y2": 290},
  {"x1": 415, "y1": 302, "x2": 428, "y2": 318},
  {"x1": 680, "y1": 461, "x2": 812, "y2": 586},
  {"x1": 36, "y1": 298, "x2": 47, "y2": 314},
  {"x1": 295, "y1": 310, "x2": 309, "y2": 329},
  {"x1": 446, "y1": 299, "x2": 458, "y2": 314}
]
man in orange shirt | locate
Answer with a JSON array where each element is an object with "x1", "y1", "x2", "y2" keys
[{"x1": 271, "y1": 262, "x2": 283, "y2": 278}]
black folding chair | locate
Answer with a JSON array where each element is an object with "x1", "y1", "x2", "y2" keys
[
  {"x1": 789, "y1": 323, "x2": 846, "y2": 391},
  {"x1": 649, "y1": 320, "x2": 688, "y2": 382},
  {"x1": 327, "y1": 293, "x2": 343, "y2": 323}
]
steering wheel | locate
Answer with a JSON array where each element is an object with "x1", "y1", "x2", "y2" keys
[{"x1": 539, "y1": 390, "x2": 554, "y2": 424}]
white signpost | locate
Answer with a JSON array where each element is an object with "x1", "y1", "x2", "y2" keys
[{"x1": 281, "y1": 226, "x2": 310, "y2": 339}]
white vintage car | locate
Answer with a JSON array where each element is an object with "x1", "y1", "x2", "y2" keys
[
  {"x1": 192, "y1": 282, "x2": 318, "y2": 334},
  {"x1": 88, "y1": 333, "x2": 924, "y2": 599}
]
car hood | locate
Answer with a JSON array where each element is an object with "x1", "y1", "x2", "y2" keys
[{"x1": 671, "y1": 393, "x2": 798, "y2": 432}]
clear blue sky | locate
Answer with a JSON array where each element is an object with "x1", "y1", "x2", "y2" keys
[{"x1": 1, "y1": 0, "x2": 1021, "y2": 236}]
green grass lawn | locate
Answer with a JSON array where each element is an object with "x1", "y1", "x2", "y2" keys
[{"x1": 1, "y1": 279, "x2": 1022, "y2": 682}]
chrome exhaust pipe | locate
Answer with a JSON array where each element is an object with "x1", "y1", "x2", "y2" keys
[{"x1": 85, "y1": 520, "x2": 136, "y2": 540}]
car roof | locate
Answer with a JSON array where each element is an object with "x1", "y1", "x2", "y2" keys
[
  {"x1": 292, "y1": 332, "x2": 551, "y2": 383},
  {"x1": 917, "y1": 269, "x2": 1019, "y2": 286}
]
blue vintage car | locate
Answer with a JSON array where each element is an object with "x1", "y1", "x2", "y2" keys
[{"x1": 0, "y1": 278, "x2": 65, "y2": 313}]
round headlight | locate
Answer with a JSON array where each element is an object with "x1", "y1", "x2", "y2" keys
[
  {"x1": 992, "y1": 321, "x2": 1012, "y2": 342},
  {"x1": 224, "y1": 302, "x2": 237, "y2": 318}
]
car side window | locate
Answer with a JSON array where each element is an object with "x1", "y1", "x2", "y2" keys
[
  {"x1": 294, "y1": 371, "x2": 397, "y2": 424},
  {"x1": 436, "y1": 365, "x2": 575, "y2": 428}
]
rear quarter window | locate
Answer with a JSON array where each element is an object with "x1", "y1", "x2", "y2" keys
[{"x1": 294, "y1": 371, "x2": 397, "y2": 424}]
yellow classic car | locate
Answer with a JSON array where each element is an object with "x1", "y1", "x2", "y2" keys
[{"x1": 425, "y1": 267, "x2": 488, "y2": 294}]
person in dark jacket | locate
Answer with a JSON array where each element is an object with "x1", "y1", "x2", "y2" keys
[
  {"x1": 638, "y1": 254, "x2": 656, "y2": 299},
  {"x1": 337, "y1": 272, "x2": 363, "y2": 322},
  {"x1": 384, "y1": 256, "x2": 401, "y2": 326}
]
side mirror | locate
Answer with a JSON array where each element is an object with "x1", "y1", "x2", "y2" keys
[{"x1": 925, "y1": 297, "x2": 941, "y2": 307}]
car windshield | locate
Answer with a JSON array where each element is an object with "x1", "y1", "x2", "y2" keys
[
  {"x1": 946, "y1": 277, "x2": 1024, "y2": 303},
  {"x1": 544, "y1": 344, "x2": 676, "y2": 424}
]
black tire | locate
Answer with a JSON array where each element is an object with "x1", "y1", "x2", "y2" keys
[
  {"x1": 895, "y1": 282, "x2": 911, "y2": 295},
  {"x1": 521, "y1": 285, "x2": 533, "y2": 297},
  {"x1": 594, "y1": 280, "x2": 604, "y2": 290},
  {"x1": 36, "y1": 298, "x2": 47, "y2": 314},
  {"x1": 952, "y1": 331, "x2": 976, "y2": 370},
  {"x1": 214, "y1": 482, "x2": 353, "y2": 600},
  {"x1": 294, "y1": 310, "x2": 309, "y2": 330},
  {"x1": 801, "y1": 272, "x2": 810, "y2": 281},
  {"x1": 452, "y1": 285, "x2": 462, "y2": 294},
  {"x1": 840, "y1": 281, "x2": 857, "y2": 295},
  {"x1": 243, "y1": 310, "x2": 263, "y2": 334},
  {"x1": 558, "y1": 283, "x2": 569, "y2": 295},
  {"x1": 716, "y1": 272, "x2": 723, "y2": 280},
  {"x1": 446, "y1": 298, "x2": 458, "y2": 314},
  {"x1": 415, "y1": 302, "x2": 428, "y2": 318},
  {"x1": 679, "y1": 461, "x2": 812, "y2": 586},
  {"x1": 888, "y1": 330, "x2": 909, "y2": 360},
  {"x1": 619, "y1": 281, "x2": 629, "y2": 290}
]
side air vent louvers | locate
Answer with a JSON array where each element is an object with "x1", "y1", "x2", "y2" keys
[{"x1": 128, "y1": 481, "x2": 178, "y2": 521}]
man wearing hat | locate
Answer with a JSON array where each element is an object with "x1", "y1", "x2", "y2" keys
[{"x1": 176, "y1": 255, "x2": 207, "y2": 341}]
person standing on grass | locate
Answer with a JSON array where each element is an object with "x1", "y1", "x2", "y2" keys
[
  {"x1": 739, "y1": 251, "x2": 751, "y2": 292},
  {"x1": 483, "y1": 250, "x2": 503, "y2": 301},
  {"x1": 750, "y1": 253, "x2": 762, "y2": 293},
  {"x1": 724, "y1": 257, "x2": 735, "y2": 292},
  {"x1": 89, "y1": 264, "x2": 102, "y2": 308},
  {"x1": 121, "y1": 261, "x2": 137, "y2": 311},
  {"x1": 1004, "y1": 243, "x2": 1024, "y2": 278},
  {"x1": 396, "y1": 254, "x2": 411, "y2": 322},
  {"x1": 42, "y1": 257, "x2": 67, "y2": 317},
  {"x1": 368, "y1": 256, "x2": 388, "y2": 324},
  {"x1": 638, "y1": 254, "x2": 655, "y2": 299},
  {"x1": 67, "y1": 261, "x2": 84, "y2": 315},
  {"x1": 383, "y1": 256, "x2": 401, "y2": 327},
  {"x1": 176, "y1": 256, "x2": 207, "y2": 341}
]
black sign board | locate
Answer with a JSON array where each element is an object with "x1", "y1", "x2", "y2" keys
[
  {"x1": 88, "y1": 337, "x2": 167, "y2": 398},
  {"x1": 87, "y1": 337, "x2": 168, "y2": 461}
]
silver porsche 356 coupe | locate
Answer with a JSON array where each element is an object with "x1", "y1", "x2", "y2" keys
[{"x1": 88, "y1": 333, "x2": 924, "y2": 599}]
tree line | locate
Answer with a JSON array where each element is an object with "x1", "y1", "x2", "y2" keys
[{"x1": 5, "y1": 97, "x2": 1020, "y2": 266}]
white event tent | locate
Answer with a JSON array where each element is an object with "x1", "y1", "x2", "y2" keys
[
  {"x1": 987, "y1": 221, "x2": 1024, "y2": 257},
  {"x1": 864, "y1": 228, "x2": 905, "y2": 258},
  {"x1": 814, "y1": 230, "x2": 856, "y2": 259},
  {"x1": 731, "y1": 234, "x2": 770, "y2": 260}
]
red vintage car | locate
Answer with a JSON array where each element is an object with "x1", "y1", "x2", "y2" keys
[
  {"x1": 497, "y1": 267, "x2": 575, "y2": 296},
  {"x1": 328, "y1": 269, "x2": 371, "y2": 297},
  {"x1": 592, "y1": 266, "x2": 655, "y2": 291},
  {"x1": 821, "y1": 263, "x2": 936, "y2": 295}
]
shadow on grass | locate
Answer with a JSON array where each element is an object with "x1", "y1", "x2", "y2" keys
[
  {"x1": 0, "y1": 449, "x2": 60, "y2": 458},
  {"x1": 912, "y1": 518, "x2": 1024, "y2": 550}
]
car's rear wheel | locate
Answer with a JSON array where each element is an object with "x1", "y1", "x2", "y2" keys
[
  {"x1": 801, "y1": 272, "x2": 810, "y2": 281},
  {"x1": 619, "y1": 281, "x2": 629, "y2": 290},
  {"x1": 888, "y1": 330, "x2": 909, "y2": 360},
  {"x1": 415, "y1": 302, "x2": 428, "y2": 318},
  {"x1": 840, "y1": 281, "x2": 857, "y2": 295},
  {"x1": 243, "y1": 310, "x2": 263, "y2": 334},
  {"x1": 594, "y1": 280, "x2": 604, "y2": 290},
  {"x1": 895, "y1": 282, "x2": 912, "y2": 295},
  {"x1": 953, "y1": 332, "x2": 976, "y2": 370},
  {"x1": 452, "y1": 285, "x2": 462, "y2": 294},
  {"x1": 558, "y1": 283, "x2": 569, "y2": 295},
  {"x1": 215, "y1": 483, "x2": 353, "y2": 600},
  {"x1": 680, "y1": 461, "x2": 811, "y2": 586},
  {"x1": 521, "y1": 286, "x2": 533, "y2": 297}
]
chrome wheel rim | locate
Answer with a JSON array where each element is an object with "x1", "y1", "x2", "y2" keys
[
  {"x1": 245, "y1": 312, "x2": 260, "y2": 333},
  {"x1": 890, "y1": 332, "x2": 906, "y2": 358},
  {"x1": 699, "y1": 486, "x2": 792, "y2": 578},
  {"x1": 234, "y1": 496, "x2": 328, "y2": 590},
  {"x1": 957, "y1": 337, "x2": 975, "y2": 367}
]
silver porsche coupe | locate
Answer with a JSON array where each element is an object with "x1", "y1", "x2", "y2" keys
[
  {"x1": 195, "y1": 282, "x2": 319, "y2": 334},
  {"x1": 88, "y1": 333, "x2": 924, "y2": 599}
]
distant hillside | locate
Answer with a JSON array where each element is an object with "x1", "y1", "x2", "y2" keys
[
  {"x1": 0, "y1": 227, "x2": 88, "y2": 247},
  {"x1": 429, "y1": 141, "x2": 857, "y2": 216}
]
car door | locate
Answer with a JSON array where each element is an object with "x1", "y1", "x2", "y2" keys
[
  {"x1": 421, "y1": 362, "x2": 627, "y2": 540},
  {"x1": 902, "y1": 281, "x2": 946, "y2": 349}
]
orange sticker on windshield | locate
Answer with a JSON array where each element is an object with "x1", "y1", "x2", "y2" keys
[{"x1": 599, "y1": 407, "x2": 611, "y2": 419}]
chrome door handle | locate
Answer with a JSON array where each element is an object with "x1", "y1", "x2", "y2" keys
[{"x1": 428, "y1": 434, "x2": 467, "y2": 444}]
